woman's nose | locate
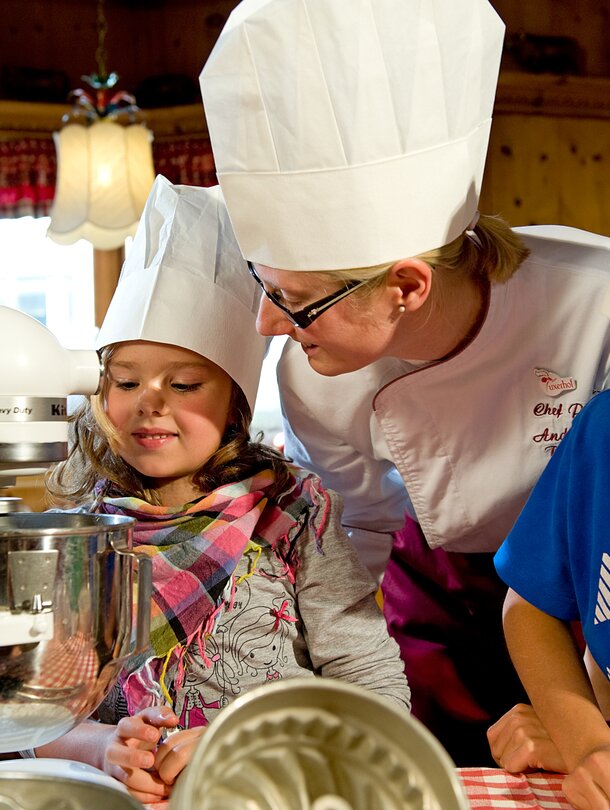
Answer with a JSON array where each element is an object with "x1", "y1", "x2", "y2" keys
[{"x1": 256, "y1": 295, "x2": 295, "y2": 338}]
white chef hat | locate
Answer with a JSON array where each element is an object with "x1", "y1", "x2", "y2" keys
[
  {"x1": 200, "y1": 0, "x2": 505, "y2": 271},
  {"x1": 96, "y1": 175, "x2": 265, "y2": 411}
]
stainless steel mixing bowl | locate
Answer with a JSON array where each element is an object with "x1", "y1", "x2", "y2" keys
[
  {"x1": 0, "y1": 771, "x2": 145, "y2": 809},
  {"x1": 0, "y1": 512, "x2": 151, "y2": 753}
]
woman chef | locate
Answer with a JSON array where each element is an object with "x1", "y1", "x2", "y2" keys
[{"x1": 200, "y1": 0, "x2": 610, "y2": 765}]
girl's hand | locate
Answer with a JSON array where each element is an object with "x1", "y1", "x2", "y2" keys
[
  {"x1": 487, "y1": 703, "x2": 567, "y2": 774},
  {"x1": 562, "y1": 745, "x2": 610, "y2": 810},
  {"x1": 154, "y1": 726, "x2": 206, "y2": 786},
  {"x1": 103, "y1": 705, "x2": 180, "y2": 803}
]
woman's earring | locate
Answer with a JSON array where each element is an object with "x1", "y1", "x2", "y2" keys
[{"x1": 398, "y1": 304, "x2": 406, "y2": 314}]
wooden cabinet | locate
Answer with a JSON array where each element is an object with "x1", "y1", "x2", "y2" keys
[{"x1": 2, "y1": 476, "x2": 48, "y2": 513}]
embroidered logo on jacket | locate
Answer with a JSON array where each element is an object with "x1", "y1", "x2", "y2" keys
[
  {"x1": 535, "y1": 368, "x2": 577, "y2": 397},
  {"x1": 594, "y1": 552, "x2": 610, "y2": 624}
]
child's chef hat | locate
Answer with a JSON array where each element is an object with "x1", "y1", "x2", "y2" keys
[
  {"x1": 200, "y1": 0, "x2": 505, "y2": 271},
  {"x1": 96, "y1": 175, "x2": 265, "y2": 410}
]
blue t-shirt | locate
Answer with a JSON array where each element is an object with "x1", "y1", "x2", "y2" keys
[{"x1": 495, "y1": 388, "x2": 610, "y2": 680}]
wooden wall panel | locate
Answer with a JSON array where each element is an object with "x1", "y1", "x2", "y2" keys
[
  {"x1": 491, "y1": 0, "x2": 610, "y2": 76},
  {"x1": 2, "y1": 0, "x2": 610, "y2": 242},
  {"x1": 480, "y1": 114, "x2": 610, "y2": 236},
  {"x1": 0, "y1": 0, "x2": 239, "y2": 100},
  {"x1": 1, "y1": 1, "x2": 609, "y2": 104},
  {"x1": 3, "y1": 476, "x2": 48, "y2": 512}
]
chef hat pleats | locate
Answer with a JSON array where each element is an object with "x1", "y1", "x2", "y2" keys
[
  {"x1": 96, "y1": 175, "x2": 265, "y2": 410},
  {"x1": 200, "y1": 0, "x2": 505, "y2": 270}
]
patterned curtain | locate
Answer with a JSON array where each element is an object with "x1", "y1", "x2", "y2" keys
[
  {"x1": 153, "y1": 139, "x2": 217, "y2": 188},
  {"x1": 0, "y1": 138, "x2": 56, "y2": 218},
  {"x1": 0, "y1": 136, "x2": 216, "y2": 218}
]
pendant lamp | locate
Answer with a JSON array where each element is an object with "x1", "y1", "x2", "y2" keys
[{"x1": 48, "y1": 0, "x2": 155, "y2": 250}]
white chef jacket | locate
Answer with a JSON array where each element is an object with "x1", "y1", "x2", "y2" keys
[{"x1": 278, "y1": 226, "x2": 610, "y2": 581}]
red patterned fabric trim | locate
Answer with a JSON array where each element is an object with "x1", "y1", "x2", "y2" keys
[{"x1": 0, "y1": 136, "x2": 216, "y2": 218}]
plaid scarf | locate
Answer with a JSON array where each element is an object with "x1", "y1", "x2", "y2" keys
[{"x1": 95, "y1": 467, "x2": 329, "y2": 713}]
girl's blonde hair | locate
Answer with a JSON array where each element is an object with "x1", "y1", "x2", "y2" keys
[{"x1": 46, "y1": 345, "x2": 292, "y2": 507}]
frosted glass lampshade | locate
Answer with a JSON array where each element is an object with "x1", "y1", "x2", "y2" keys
[{"x1": 48, "y1": 119, "x2": 156, "y2": 250}]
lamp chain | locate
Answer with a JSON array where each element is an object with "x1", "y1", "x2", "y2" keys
[{"x1": 95, "y1": 0, "x2": 108, "y2": 80}]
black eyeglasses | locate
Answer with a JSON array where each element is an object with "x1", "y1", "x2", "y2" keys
[{"x1": 247, "y1": 261, "x2": 368, "y2": 329}]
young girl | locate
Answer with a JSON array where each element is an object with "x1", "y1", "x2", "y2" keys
[{"x1": 35, "y1": 176, "x2": 411, "y2": 804}]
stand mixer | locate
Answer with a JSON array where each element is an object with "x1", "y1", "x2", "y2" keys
[
  {"x1": 0, "y1": 304, "x2": 151, "y2": 810},
  {"x1": 0, "y1": 304, "x2": 101, "y2": 496}
]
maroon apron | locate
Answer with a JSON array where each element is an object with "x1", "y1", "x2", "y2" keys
[{"x1": 381, "y1": 515, "x2": 528, "y2": 767}]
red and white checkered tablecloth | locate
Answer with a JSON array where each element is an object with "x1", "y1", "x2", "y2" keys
[
  {"x1": 144, "y1": 770, "x2": 573, "y2": 810},
  {"x1": 458, "y1": 767, "x2": 575, "y2": 809}
]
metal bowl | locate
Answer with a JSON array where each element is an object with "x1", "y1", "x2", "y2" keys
[
  {"x1": 170, "y1": 678, "x2": 469, "y2": 810},
  {"x1": 0, "y1": 512, "x2": 151, "y2": 753},
  {"x1": 0, "y1": 771, "x2": 144, "y2": 809}
]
